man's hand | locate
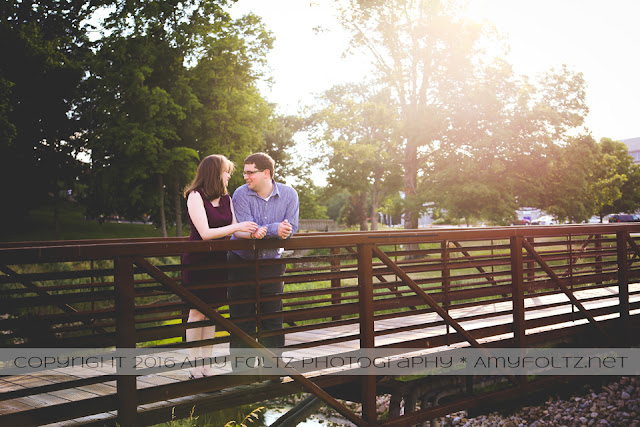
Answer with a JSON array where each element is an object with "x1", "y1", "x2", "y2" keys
[
  {"x1": 252, "y1": 226, "x2": 268, "y2": 239},
  {"x1": 277, "y1": 219, "x2": 293, "y2": 239}
]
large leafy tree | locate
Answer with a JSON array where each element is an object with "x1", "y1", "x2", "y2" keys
[
  {"x1": 310, "y1": 83, "x2": 401, "y2": 230},
  {"x1": 0, "y1": 0, "x2": 97, "y2": 232},
  {"x1": 189, "y1": 13, "x2": 273, "y2": 193},
  {"x1": 260, "y1": 113, "x2": 328, "y2": 219},
  {"x1": 334, "y1": 0, "x2": 588, "y2": 228},
  {"x1": 334, "y1": 0, "x2": 490, "y2": 228},
  {"x1": 529, "y1": 136, "x2": 596, "y2": 223},
  {"x1": 591, "y1": 138, "x2": 640, "y2": 219},
  {"x1": 85, "y1": 2, "x2": 273, "y2": 236},
  {"x1": 85, "y1": 34, "x2": 196, "y2": 235},
  {"x1": 428, "y1": 65, "x2": 589, "y2": 224}
]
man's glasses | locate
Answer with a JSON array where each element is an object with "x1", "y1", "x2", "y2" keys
[{"x1": 243, "y1": 169, "x2": 264, "y2": 177}]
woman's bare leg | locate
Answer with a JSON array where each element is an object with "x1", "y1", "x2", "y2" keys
[{"x1": 187, "y1": 309, "x2": 205, "y2": 378}]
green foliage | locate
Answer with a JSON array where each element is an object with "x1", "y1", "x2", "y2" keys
[
  {"x1": 223, "y1": 406, "x2": 264, "y2": 427},
  {"x1": 263, "y1": 114, "x2": 300, "y2": 182},
  {"x1": 517, "y1": 135, "x2": 640, "y2": 223},
  {"x1": 0, "y1": 0, "x2": 95, "y2": 223},
  {"x1": 82, "y1": 3, "x2": 274, "y2": 235},
  {"x1": 322, "y1": 187, "x2": 353, "y2": 222},
  {"x1": 335, "y1": 0, "x2": 589, "y2": 228},
  {"x1": 340, "y1": 193, "x2": 367, "y2": 227},
  {"x1": 294, "y1": 177, "x2": 329, "y2": 219},
  {"x1": 428, "y1": 155, "x2": 517, "y2": 225},
  {"x1": 592, "y1": 138, "x2": 640, "y2": 217},
  {"x1": 309, "y1": 83, "x2": 402, "y2": 229}
]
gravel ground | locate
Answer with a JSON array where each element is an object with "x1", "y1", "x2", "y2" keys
[
  {"x1": 429, "y1": 376, "x2": 640, "y2": 426},
  {"x1": 307, "y1": 376, "x2": 640, "y2": 426}
]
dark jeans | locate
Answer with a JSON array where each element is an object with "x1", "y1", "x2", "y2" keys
[{"x1": 227, "y1": 252, "x2": 286, "y2": 356}]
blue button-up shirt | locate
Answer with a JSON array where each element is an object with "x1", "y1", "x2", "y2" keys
[{"x1": 231, "y1": 180, "x2": 299, "y2": 260}]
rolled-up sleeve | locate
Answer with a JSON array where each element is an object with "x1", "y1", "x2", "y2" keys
[
  {"x1": 285, "y1": 188, "x2": 299, "y2": 238},
  {"x1": 263, "y1": 185, "x2": 299, "y2": 239}
]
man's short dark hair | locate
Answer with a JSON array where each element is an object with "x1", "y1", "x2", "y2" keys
[{"x1": 244, "y1": 152, "x2": 275, "y2": 179}]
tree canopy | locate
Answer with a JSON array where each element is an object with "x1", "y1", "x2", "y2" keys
[
  {"x1": 2, "y1": 0, "x2": 638, "y2": 237},
  {"x1": 309, "y1": 83, "x2": 401, "y2": 229},
  {"x1": 0, "y1": 0, "x2": 96, "y2": 228},
  {"x1": 331, "y1": 0, "x2": 593, "y2": 227}
]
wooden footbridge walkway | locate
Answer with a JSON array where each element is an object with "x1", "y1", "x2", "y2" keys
[{"x1": 1, "y1": 224, "x2": 639, "y2": 426}]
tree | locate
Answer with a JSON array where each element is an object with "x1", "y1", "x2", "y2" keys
[
  {"x1": 309, "y1": 83, "x2": 401, "y2": 230},
  {"x1": 0, "y1": 0, "x2": 96, "y2": 232},
  {"x1": 294, "y1": 177, "x2": 329, "y2": 219},
  {"x1": 334, "y1": 0, "x2": 588, "y2": 229},
  {"x1": 187, "y1": 13, "x2": 274, "y2": 194},
  {"x1": 85, "y1": 34, "x2": 196, "y2": 235},
  {"x1": 261, "y1": 113, "x2": 328, "y2": 219},
  {"x1": 263, "y1": 113, "x2": 300, "y2": 182},
  {"x1": 334, "y1": 0, "x2": 488, "y2": 228},
  {"x1": 528, "y1": 136, "x2": 596, "y2": 223},
  {"x1": 321, "y1": 187, "x2": 352, "y2": 223},
  {"x1": 592, "y1": 138, "x2": 640, "y2": 219},
  {"x1": 84, "y1": 3, "x2": 273, "y2": 236},
  {"x1": 427, "y1": 155, "x2": 516, "y2": 226}
]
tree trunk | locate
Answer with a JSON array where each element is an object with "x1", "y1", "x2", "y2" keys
[
  {"x1": 358, "y1": 191, "x2": 368, "y2": 231},
  {"x1": 370, "y1": 179, "x2": 380, "y2": 231},
  {"x1": 53, "y1": 188, "x2": 61, "y2": 240},
  {"x1": 403, "y1": 136, "x2": 420, "y2": 258},
  {"x1": 173, "y1": 175, "x2": 182, "y2": 237},
  {"x1": 158, "y1": 175, "x2": 167, "y2": 238},
  {"x1": 403, "y1": 138, "x2": 419, "y2": 230}
]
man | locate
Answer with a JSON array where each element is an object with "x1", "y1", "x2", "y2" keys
[{"x1": 228, "y1": 152, "x2": 299, "y2": 363}]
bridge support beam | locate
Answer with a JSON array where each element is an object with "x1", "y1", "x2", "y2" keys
[
  {"x1": 114, "y1": 256, "x2": 138, "y2": 427},
  {"x1": 510, "y1": 236, "x2": 526, "y2": 348},
  {"x1": 617, "y1": 231, "x2": 631, "y2": 346},
  {"x1": 358, "y1": 243, "x2": 377, "y2": 425}
]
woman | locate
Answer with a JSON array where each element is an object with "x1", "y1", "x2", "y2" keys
[{"x1": 182, "y1": 154, "x2": 258, "y2": 378}]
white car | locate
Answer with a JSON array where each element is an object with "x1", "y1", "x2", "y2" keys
[{"x1": 530, "y1": 215, "x2": 557, "y2": 225}]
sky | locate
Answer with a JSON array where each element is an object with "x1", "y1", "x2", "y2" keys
[{"x1": 228, "y1": 0, "x2": 640, "y2": 183}]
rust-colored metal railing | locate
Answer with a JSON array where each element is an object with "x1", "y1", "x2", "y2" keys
[{"x1": 1, "y1": 224, "x2": 640, "y2": 426}]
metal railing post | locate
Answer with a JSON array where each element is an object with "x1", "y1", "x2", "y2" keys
[
  {"x1": 442, "y1": 241, "x2": 451, "y2": 345},
  {"x1": 526, "y1": 237, "x2": 535, "y2": 290},
  {"x1": 331, "y1": 247, "x2": 342, "y2": 321},
  {"x1": 510, "y1": 236, "x2": 526, "y2": 348},
  {"x1": 616, "y1": 231, "x2": 630, "y2": 346},
  {"x1": 511, "y1": 236, "x2": 526, "y2": 388},
  {"x1": 595, "y1": 234, "x2": 603, "y2": 285},
  {"x1": 357, "y1": 243, "x2": 376, "y2": 425},
  {"x1": 114, "y1": 256, "x2": 138, "y2": 426}
]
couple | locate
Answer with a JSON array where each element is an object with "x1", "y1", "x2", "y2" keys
[{"x1": 181, "y1": 152, "x2": 299, "y2": 379}]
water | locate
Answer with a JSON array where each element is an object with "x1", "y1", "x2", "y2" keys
[
  {"x1": 161, "y1": 400, "x2": 352, "y2": 426},
  {"x1": 264, "y1": 405, "x2": 347, "y2": 426}
]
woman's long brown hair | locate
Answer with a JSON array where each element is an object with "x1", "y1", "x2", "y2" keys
[{"x1": 183, "y1": 154, "x2": 234, "y2": 201}]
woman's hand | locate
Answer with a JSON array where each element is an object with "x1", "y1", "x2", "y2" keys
[{"x1": 235, "y1": 221, "x2": 259, "y2": 233}]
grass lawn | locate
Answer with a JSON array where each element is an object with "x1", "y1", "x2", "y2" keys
[{"x1": 1, "y1": 199, "x2": 177, "y2": 242}]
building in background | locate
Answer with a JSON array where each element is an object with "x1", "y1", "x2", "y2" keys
[{"x1": 621, "y1": 137, "x2": 640, "y2": 164}]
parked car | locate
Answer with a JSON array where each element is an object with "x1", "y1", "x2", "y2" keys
[
  {"x1": 530, "y1": 215, "x2": 557, "y2": 225},
  {"x1": 509, "y1": 219, "x2": 531, "y2": 226},
  {"x1": 608, "y1": 214, "x2": 640, "y2": 223}
]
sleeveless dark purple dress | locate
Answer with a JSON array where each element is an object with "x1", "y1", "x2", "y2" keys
[{"x1": 182, "y1": 191, "x2": 232, "y2": 304}]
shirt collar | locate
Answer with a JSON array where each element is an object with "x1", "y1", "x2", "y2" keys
[{"x1": 248, "y1": 180, "x2": 279, "y2": 199}]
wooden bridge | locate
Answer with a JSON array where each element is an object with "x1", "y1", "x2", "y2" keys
[{"x1": 1, "y1": 224, "x2": 639, "y2": 426}]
